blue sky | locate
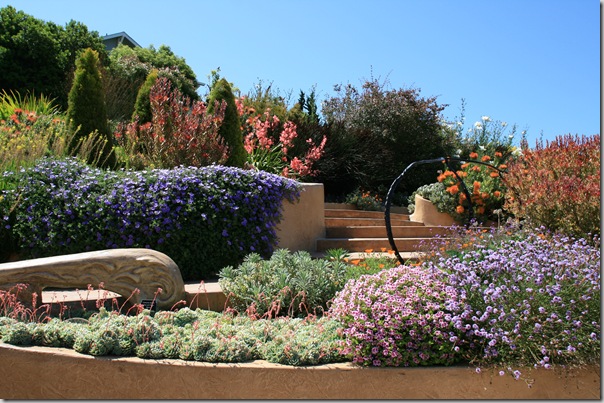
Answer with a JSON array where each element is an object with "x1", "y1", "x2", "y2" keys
[{"x1": 4, "y1": 0, "x2": 600, "y2": 146}]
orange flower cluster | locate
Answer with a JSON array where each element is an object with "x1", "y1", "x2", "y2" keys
[{"x1": 437, "y1": 150, "x2": 509, "y2": 222}]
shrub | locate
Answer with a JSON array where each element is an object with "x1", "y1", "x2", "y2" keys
[
  {"x1": 407, "y1": 150, "x2": 510, "y2": 224},
  {"x1": 0, "y1": 110, "x2": 109, "y2": 175},
  {"x1": 0, "y1": 89, "x2": 59, "y2": 121},
  {"x1": 237, "y1": 95, "x2": 327, "y2": 180},
  {"x1": 423, "y1": 224, "x2": 600, "y2": 376},
  {"x1": 344, "y1": 188, "x2": 383, "y2": 211},
  {"x1": 504, "y1": 134, "x2": 600, "y2": 238},
  {"x1": 2, "y1": 157, "x2": 299, "y2": 279},
  {"x1": 115, "y1": 77, "x2": 228, "y2": 169},
  {"x1": 219, "y1": 249, "x2": 348, "y2": 318},
  {"x1": 319, "y1": 79, "x2": 452, "y2": 198},
  {"x1": 207, "y1": 78, "x2": 246, "y2": 168},
  {"x1": 132, "y1": 69, "x2": 159, "y2": 124},
  {"x1": 407, "y1": 182, "x2": 457, "y2": 216},
  {"x1": 329, "y1": 264, "x2": 463, "y2": 367},
  {"x1": 66, "y1": 48, "x2": 115, "y2": 168}
]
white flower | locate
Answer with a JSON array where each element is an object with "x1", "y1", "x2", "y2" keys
[
  {"x1": 521, "y1": 130, "x2": 526, "y2": 135},
  {"x1": 479, "y1": 145, "x2": 486, "y2": 151},
  {"x1": 481, "y1": 115, "x2": 491, "y2": 122},
  {"x1": 501, "y1": 121, "x2": 508, "y2": 127},
  {"x1": 474, "y1": 122, "x2": 483, "y2": 129}
]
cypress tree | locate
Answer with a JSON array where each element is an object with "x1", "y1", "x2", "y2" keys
[
  {"x1": 66, "y1": 48, "x2": 115, "y2": 168},
  {"x1": 207, "y1": 78, "x2": 246, "y2": 168},
  {"x1": 132, "y1": 69, "x2": 159, "y2": 123}
]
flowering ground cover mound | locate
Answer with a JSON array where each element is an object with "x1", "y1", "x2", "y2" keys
[
  {"x1": 0, "y1": 157, "x2": 299, "y2": 280},
  {"x1": 328, "y1": 224, "x2": 600, "y2": 379},
  {"x1": 424, "y1": 224, "x2": 600, "y2": 379},
  {"x1": 329, "y1": 264, "x2": 462, "y2": 367}
]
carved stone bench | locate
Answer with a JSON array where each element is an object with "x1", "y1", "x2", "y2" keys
[{"x1": 0, "y1": 249, "x2": 186, "y2": 310}]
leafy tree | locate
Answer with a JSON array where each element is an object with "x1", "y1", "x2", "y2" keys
[
  {"x1": 66, "y1": 48, "x2": 115, "y2": 168},
  {"x1": 0, "y1": 6, "x2": 107, "y2": 109},
  {"x1": 106, "y1": 44, "x2": 199, "y2": 116},
  {"x1": 207, "y1": 78, "x2": 246, "y2": 167},
  {"x1": 319, "y1": 78, "x2": 453, "y2": 199}
]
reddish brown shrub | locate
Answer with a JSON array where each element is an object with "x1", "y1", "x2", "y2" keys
[
  {"x1": 115, "y1": 77, "x2": 228, "y2": 169},
  {"x1": 504, "y1": 134, "x2": 600, "y2": 237}
]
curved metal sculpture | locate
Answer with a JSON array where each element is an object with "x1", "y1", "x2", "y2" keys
[
  {"x1": 384, "y1": 156, "x2": 506, "y2": 265},
  {"x1": 0, "y1": 248, "x2": 186, "y2": 310}
]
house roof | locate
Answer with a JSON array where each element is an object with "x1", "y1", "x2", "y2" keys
[{"x1": 102, "y1": 31, "x2": 141, "y2": 49}]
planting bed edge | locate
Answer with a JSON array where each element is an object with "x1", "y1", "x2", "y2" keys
[{"x1": 0, "y1": 343, "x2": 599, "y2": 399}]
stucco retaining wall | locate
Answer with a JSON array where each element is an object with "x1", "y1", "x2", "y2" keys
[
  {"x1": 0, "y1": 343, "x2": 599, "y2": 399},
  {"x1": 275, "y1": 182, "x2": 325, "y2": 252}
]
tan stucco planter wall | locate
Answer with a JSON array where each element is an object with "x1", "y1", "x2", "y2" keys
[
  {"x1": 0, "y1": 343, "x2": 599, "y2": 399},
  {"x1": 275, "y1": 182, "x2": 325, "y2": 252},
  {"x1": 410, "y1": 194, "x2": 457, "y2": 226}
]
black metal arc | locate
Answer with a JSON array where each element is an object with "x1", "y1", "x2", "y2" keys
[{"x1": 384, "y1": 156, "x2": 507, "y2": 265}]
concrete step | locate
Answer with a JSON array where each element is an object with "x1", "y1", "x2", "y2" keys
[
  {"x1": 326, "y1": 225, "x2": 449, "y2": 238},
  {"x1": 324, "y1": 208, "x2": 410, "y2": 220},
  {"x1": 325, "y1": 217, "x2": 422, "y2": 228},
  {"x1": 316, "y1": 237, "x2": 433, "y2": 252}
]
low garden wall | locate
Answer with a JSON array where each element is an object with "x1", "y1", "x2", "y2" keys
[
  {"x1": 0, "y1": 343, "x2": 599, "y2": 399},
  {"x1": 275, "y1": 182, "x2": 325, "y2": 252}
]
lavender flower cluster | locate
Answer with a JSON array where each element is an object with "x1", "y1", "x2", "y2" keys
[
  {"x1": 1, "y1": 157, "x2": 300, "y2": 280},
  {"x1": 329, "y1": 225, "x2": 600, "y2": 375},
  {"x1": 427, "y1": 228, "x2": 600, "y2": 374}
]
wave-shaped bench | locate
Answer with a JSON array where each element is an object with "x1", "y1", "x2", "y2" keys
[{"x1": 0, "y1": 249, "x2": 185, "y2": 310}]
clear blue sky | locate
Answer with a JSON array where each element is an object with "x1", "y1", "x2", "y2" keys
[{"x1": 3, "y1": 0, "x2": 601, "y2": 146}]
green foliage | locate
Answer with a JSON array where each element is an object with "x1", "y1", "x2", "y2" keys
[
  {"x1": 344, "y1": 188, "x2": 383, "y2": 211},
  {"x1": 1, "y1": 321, "x2": 34, "y2": 345},
  {"x1": 408, "y1": 182, "x2": 457, "y2": 215},
  {"x1": 0, "y1": 110, "x2": 114, "y2": 196},
  {"x1": 218, "y1": 249, "x2": 348, "y2": 318},
  {"x1": 208, "y1": 78, "x2": 246, "y2": 167},
  {"x1": 0, "y1": 6, "x2": 108, "y2": 110},
  {"x1": 1, "y1": 306, "x2": 348, "y2": 366},
  {"x1": 319, "y1": 78, "x2": 453, "y2": 198},
  {"x1": 66, "y1": 48, "x2": 116, "y2": 168},
  {"x1": 0, "y1": 89, "x2": 59, "y2": 121},
  {"x1": 241, "y1": 79, "x2": 290, "y2": 122},
  {"x1": 106, "y1": 44, "x2": 200, "y2": 121},
  {"x1": 125, "y1": 44, "x2": 199, "y2": 100},
  {"x1": 132, "y1": 69, "x2": 159, "y2": 123}
]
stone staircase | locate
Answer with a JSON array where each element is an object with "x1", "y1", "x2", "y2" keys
[{"x1": 315, "y1": 203, "x2": 450, "y2": 260}]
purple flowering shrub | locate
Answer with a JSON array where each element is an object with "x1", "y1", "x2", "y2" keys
[
  {"x1": 328, "y1": 224, "x2": 600, "y2": 374},
  {"x1": 424, "y1": 225, "x2": 600, "y2": 376},
  {"x1": 2, "y1": 157, "x2": 299, "y2": 280},
  {"x1": 328, "y1": 265, "x2": 463, "y2": 367}
]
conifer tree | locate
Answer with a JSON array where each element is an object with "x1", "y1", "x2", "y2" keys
[
  {"x1": 66, "y1": 48, "x2": 115, "y2": 168},
  {"x1": 132, "y1": 69, "x2": 159, "y2": 123},
  {"x1": 207, "y1": 78, "x2": 246, "y2": 167}
]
